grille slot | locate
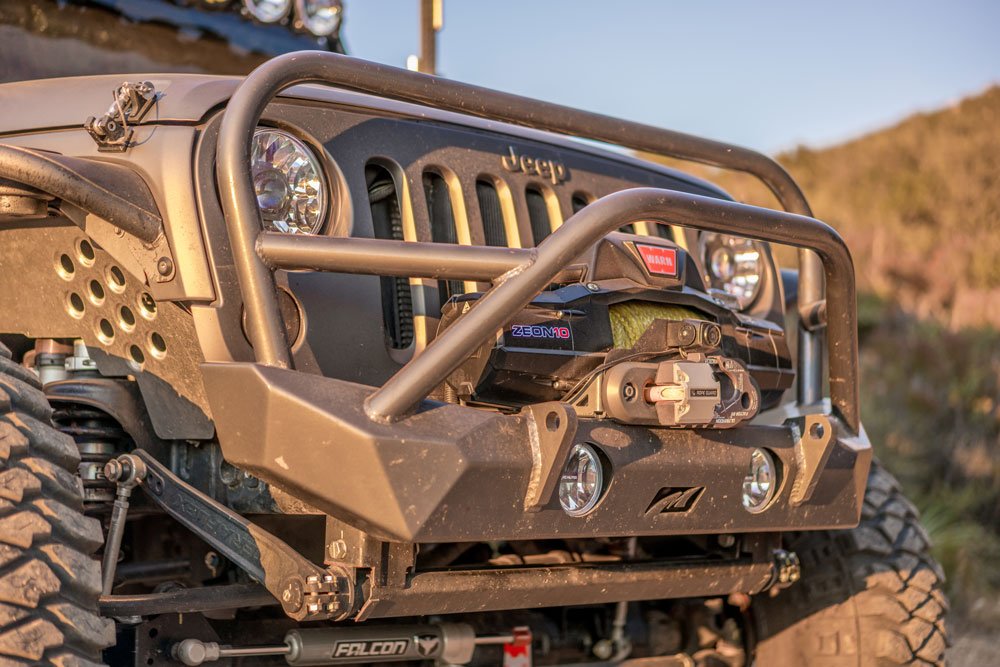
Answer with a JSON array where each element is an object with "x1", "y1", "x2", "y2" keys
[
  {"x1": 476, "y1": 180, "x2": 508, "y2": 247},
  {"x1": 525, "y1": 186, "x2": 551, "y2": 246},
  {"x1": 573, "y1": 191, "x2": 633, "y2": 233},
  {"x1": 424, "y1": 172, "x2": 464, "y2": 309},
  {"x1": 649, "y1": 222, "x2": 672, "y2": 239},
  {"x1": 367, "y1": 165, "x2": 414, "y2": 350}
]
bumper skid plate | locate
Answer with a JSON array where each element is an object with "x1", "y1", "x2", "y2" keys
[{"x1": 203, "y1": 362, "x2": 871, "y2": 544}]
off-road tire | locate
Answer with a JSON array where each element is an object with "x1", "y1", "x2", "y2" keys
[
  {"x1": 752, "y1": 460, "x2": 949, "y2": 666},
  {"x1": 0, "y1": 342, "x2": 113, "y2": 666}
]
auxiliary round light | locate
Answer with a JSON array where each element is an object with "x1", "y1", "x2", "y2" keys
[
  {"x1": 700, "y1": 233, "x2": 764, "y2": 309},
  {"x1": 742, "y1": 448, "x2": 777, "y2": 513},
  {"x1": 559, "y1": 444, "x2": 603, "y2": 516},
  {"x1": 250, "y1": 128, "x2": 327, "y2": 235},
  {"x1": 243, "y1": 0, "x2": 291, "y2": 23},
  {"x1": 295, "y1": 0, "x2": 343, "y2": 36}
]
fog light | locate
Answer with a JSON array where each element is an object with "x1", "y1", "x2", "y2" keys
[
  {"x1": 295, "y1": 0, "x2": 342, "y2": 36},
  {"x1": 243, "y1": 0, "x2": 291, "y2": 23},
  {"x1": 742, "y1": 448, "x2": 777, "y2": 513},
  {"x1": 559, "y1": 444, "x2": 603, "y2": 516}
]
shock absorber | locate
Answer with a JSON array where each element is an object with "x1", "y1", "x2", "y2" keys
[
  {"x1": 44, "y1": 341, "x2": 130, "y2": 504},
  {"x1": 52, "y1": 404, "x2": 128, "y2": 503}
]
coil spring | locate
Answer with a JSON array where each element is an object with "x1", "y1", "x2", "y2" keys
[{"x1": 51, "y1": 404, "x2": 130, "y2": 504}]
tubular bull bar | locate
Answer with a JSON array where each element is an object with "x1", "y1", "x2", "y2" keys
[{"x1": 205, "y1": 50, "x2": 869, "y2": 559}]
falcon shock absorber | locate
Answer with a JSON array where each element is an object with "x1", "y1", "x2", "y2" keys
[{"x1": 172, "y1": 624, "x2": 529, "y2": 666}]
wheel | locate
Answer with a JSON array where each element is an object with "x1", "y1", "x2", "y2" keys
[
  {"x1": 752, "y1": 460, "x2": 950, "y2": 666},
  {"x1": 0, "y1": 343, "x2": 113, "y2": 666}
]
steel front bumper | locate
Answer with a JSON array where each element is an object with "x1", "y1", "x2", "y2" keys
[
  {"x1": 206, "y1": 51, "x2": 870, "y2": 547},
  {"x1": 203, "y1": 362, "x2": 871, "y2": 543}
]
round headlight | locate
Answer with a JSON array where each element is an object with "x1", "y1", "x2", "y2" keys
[
  {"x1": 243, "y1": 0, "x2": 291, "y2": 23},
  {"x1": 295, "y1": 0, "x2": 342, "y2": 36},
  {"x1": 700, "y1": 233, "x2": 764, "y2": 309},
  {"x1": 559, "y1": 444, "x2": 604, "y2": 516},
  {"x1": 742, "y1": 448, "x2": 777, "y2": 513},
  {"x1": 251, "y1": 128, "x2": 327, "y2": 235}
]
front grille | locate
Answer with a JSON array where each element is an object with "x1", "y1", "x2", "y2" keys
[{"x1": 318, "y1": 111, "x2": 719, "y2": 360}]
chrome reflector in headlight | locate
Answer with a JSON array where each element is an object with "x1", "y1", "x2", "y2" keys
[
  {"x1": 251, "y1": 128, "x2": 327, "y2": 234},
  {"x1": 295, "y1": 0, "x2": 343, "y2": 36},
  {"x1": 559, "y1": 443, "x2": 603, "y2": 516},
  {"x1": 700, "y1": 233, "x2": 764, "y2": 309},
  {"x1": 243, "y1": 0, "x2": 291, "y2": 23},
  {"x1": 742, "y1": 448, "x2": 777, "y2": 513}
]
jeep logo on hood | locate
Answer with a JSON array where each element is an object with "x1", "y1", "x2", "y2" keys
[{"x1": 501, "y1": 146, "x2": 568, "y2": 185}]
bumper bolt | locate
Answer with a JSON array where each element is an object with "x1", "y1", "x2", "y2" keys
[
  {"x1": 157, "y1": 256, "x2": 174, "y2": 277},
  {"x1": 281, "y1": 578, "x2": 303, "y2": 612},
  {"x1": 771, "y1": 549, "x2": 801, "y2": 589},
  {"x1": 622, "y1": 383, "x2": 637, "y2": 401},
  {"x1": 326, "y1": 540, "x2": 347, "y2": 560}
]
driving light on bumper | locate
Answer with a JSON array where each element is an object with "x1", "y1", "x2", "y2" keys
[
  {"x1": 559, "y1": 444, "x2": 603, "y2": 516},
  {"x1": 701, "y1": 233, "x2": 764, "y2": 309},
  {"x1": 742, "y1": 448, "x2": 777, "y2": 513},
  {"x1": 243, "y1": 0, "x2": 291, "y2": 23},
  {"x1": 295, "y1": 0, "x2": 342, "y2": 36},
  {"x1": 251, "y1": 128, "x2": 327, "y2": 234}
]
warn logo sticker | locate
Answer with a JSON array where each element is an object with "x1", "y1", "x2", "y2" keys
[{"x1": 635, "y1": 244, "x2": 679, "y2": 277}]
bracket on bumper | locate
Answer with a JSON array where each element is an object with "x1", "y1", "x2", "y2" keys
[{"x1": 788, "y1": 414, "x2": 836, "y2": 506}]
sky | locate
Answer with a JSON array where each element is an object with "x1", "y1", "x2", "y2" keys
[{"x1": 341, "y1": 0, "x2": 1000, "y2": 154}]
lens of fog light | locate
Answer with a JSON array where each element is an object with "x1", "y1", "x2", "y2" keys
[
  {"x1": 559, "y1": 444, "x2": 603, "y2": 516},
  {"x1": 742, "y1": 448, "x2": 777, "y2": 513},
  {"x1": 243, "y1": 0, "x2": 291, "y2": 23},
  {"x1": 295, "y1": 0, "x2": 342, "y2": 36}
]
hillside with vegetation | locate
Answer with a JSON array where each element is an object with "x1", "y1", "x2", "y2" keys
[
  {"x1": 708, "y1": 85, "x2": 1000, "y2": 327},
  {"x1": 652, "y1": 86, "x2": 1000, "y2": 626}
]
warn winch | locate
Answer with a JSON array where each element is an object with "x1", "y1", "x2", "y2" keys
[{"x1": 439, "y1": 235, "x2": 791, "y2": 427}]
